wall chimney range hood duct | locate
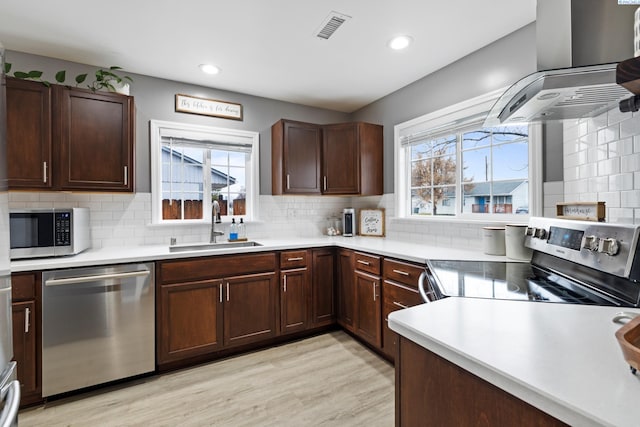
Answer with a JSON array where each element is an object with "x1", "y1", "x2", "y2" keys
[{"x1": 484, "y1": 0, "x2": 637, "y2": 127}]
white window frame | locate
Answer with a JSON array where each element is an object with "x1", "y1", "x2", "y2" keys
[
  {"x1": 394, "y1": 90, "x2": 543, "y2": 222},
  {"x1": 150, "y1": 120, "x2": 260, "y2": 225}
]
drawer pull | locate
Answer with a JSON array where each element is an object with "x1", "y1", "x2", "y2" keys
[
  {"x1": 392, "y1": 269, "x2": 410, "y2": 276},
  {"x1": 43, "y1": 162, "x2": 48, "y2": 183},
  {"x1": 25, "y1": 307, "x2": 31, "y2": 333},
  {"x1": 373, "y1": 282, "x2": 378, "y2": 301},
  {"x1": 226, "y1": 282, "x2": 230, "y2": 302},
  {"x1": 287, "y1": 257, "x2": 304, "y2": 262},
  {"x1": 392, "y1": 301, "x2": 409, "y2": 309},
  {"x1": 357, "y1": 260, "x2": 371, "y2": 266},
  {"x1": 283, "y1": 275, "x2": 287, "y2": 292}
]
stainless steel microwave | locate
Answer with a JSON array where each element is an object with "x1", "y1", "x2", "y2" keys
[{"x1": 9, "y1": 208, "x2": 91, "y2": 259}]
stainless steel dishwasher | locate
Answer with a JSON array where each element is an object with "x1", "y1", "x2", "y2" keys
[{"x1": 41, "y1": 262, "x2": 155, "y2": 397}]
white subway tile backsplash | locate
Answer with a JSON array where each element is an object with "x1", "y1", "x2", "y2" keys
[
  {"x1": 609, "y1": 173, "x2": 634, "y2": 192},
  {"x1": 608, "y1": 138, "x2": 633, "y2": 158},
  {"x1": 596, "y1": 158, "x2": 620, "y2": 176},
  {"x1": 620, "y1": 115, "x2": 640, "y2": 139},
  {"x1": 597, "y1": 125, "x2": 620, "y2": 145},
  {"x1": 620, "y1": 153, "x2": 640, "y2": 173}
]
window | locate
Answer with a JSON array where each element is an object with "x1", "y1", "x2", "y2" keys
[
  {"x1": 396, "y1": 91, "x2": 541, "y2": 220},
  {"x1": 150, "y1": 120, "x2": 259, "y2": 224}
]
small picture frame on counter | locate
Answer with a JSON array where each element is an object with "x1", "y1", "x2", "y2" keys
[
  {"x1": 556, "y1": 202, "x2": 605, "y2": 222},
  {"x1": 359, "y1": 208, "x2": 385, "y2": 237}
]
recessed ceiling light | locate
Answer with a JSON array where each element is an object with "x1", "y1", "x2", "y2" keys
[
  {"x1": 389, "y1": 35, "x2": 413, "y2": 50},
  {"x1": 199, "y1": 64, "x2": 220, "y2": 75}
]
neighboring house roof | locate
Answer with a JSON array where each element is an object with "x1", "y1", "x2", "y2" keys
[
  {"x1": 161, "y1": 146, "x2": 236, "y2": 186},
  {"x1": 463, "y1": 180, "x2": 526, "y2": 196}
]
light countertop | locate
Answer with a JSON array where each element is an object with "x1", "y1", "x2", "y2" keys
[
  {"x1": 389, "y1": 298, "x2": 640, "y2": 427},
  {"x1": 11, "y1": 236, "x2": 511, "y2": 272}
]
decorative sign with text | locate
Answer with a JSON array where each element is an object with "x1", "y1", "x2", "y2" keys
[
  {"x1": 175, "y1": 94, "x2": 243, "y2": 121},
  {"x1": 359, "y1": 209, "x2": 385, "y2": 237},
  {"x1": 556, "y1": 202, "x2": 606, "y2": 222}
]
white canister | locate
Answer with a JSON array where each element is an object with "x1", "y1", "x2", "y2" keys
[
  {"x1": 505, "y1": 224, "x2": 533, "y2": 261},
  {"x1": 482, "y1": 227, "x2": 505, "y2": 256}
]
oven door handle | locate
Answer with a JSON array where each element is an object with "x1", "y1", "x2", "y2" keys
[
  {"x1": 0, "y1": 380, "x2": 20, "y2": 427},
  {"x1": 418, "y1": 270, "x2": 431, "y2": 303}
]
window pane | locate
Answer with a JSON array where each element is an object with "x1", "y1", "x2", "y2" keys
[
  {"x1": 411, "y1": 159, "x2": 432, "y2": 187},
  {"x1": 462, "y1": 130, "x2": 492, "y2": 150},
  {"x1": 462, "y1": 147, "x2": 491, "y2": 182},
  {"x1": 411, "y1": 188, "x2": 432, "y2": 215},
  {"x1": 432, "y1": 154, "x2": 456, "y2": 186},
  {"x1": 411, "y1": 142, "x2": 431, "y2": 160},
  {"x1": 432, "y1": 136, "x2": 456, "y2": 156},
  {"x1": 161, "y1": 144, "x2": 205, "y2": 220},
  {"x1": 492, "y1": 141, "x2": 528, "y2": 181},
  {"x1": 433, "y1": 186, "x2": 456, "y2": 216}
]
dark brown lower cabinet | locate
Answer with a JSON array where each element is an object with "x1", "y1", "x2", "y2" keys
[
  {"x1": 381, "y1": 281, "x2": 422, "y2": 361},
  {"x1": 337, "y1": 249, "x2": 355, "y2": 332},
  {"x1": 354, "y1": 270, "x2": 381, "y2": 348},
  {"x1": 158, "y1": 279, "x2": 223, "y2": 364},
  {"x1": 280, "y1": 268, "x2": 310, "y2": 334},
  {"x1": 311, "y1": 249, "x2": 335, "y2": 326},
  {"x1": 396, "y1": 337, "x2": 568, "y2": 427},
  {"x1": 224, "y1": 272, "x2": 277, "y2": 347}
]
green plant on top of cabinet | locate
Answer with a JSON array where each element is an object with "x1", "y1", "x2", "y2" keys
[
  {"x1": 271, "y1": 119, "x2": 383, "y2": 196},
  {"x1": 6, "y1": 77, "x2": 134, "y2": 192}
]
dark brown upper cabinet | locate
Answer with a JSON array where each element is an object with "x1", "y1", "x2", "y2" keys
[
  {"x1": 6, "y1": 77, "x2": 134, "y2": 192},
  {"x1": 271, "y1": 119, "x2": 383, "y2": 196}
]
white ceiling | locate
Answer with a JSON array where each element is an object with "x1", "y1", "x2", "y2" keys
[{"x1": 0, "y1": 1, "x2": 536, "y2": 113}]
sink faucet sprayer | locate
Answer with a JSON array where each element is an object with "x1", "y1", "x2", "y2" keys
[{"x1": 211, "y1": 200, "x2": 224, "y2": 243}]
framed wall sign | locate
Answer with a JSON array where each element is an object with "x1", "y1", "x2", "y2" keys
[
  {"x1": 359, "y1": 208, "x2": 385, "y2": 237},
  {"x1": 175, "y1": 94, "x2": 243, "y2": 121}
]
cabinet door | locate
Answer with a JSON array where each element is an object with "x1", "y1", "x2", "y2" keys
[
  {"x1": 12, "y1": 301, "x2": 38, "y2": 399},
  {"x1": 158, "y1": 279, "x2": 223, "y2": 364},
  {"x1": 312, "y1": 249, "x2": 335, "y2": 326},
  {"x1": 281, "y1": 120, "x2": 321, "y2": 194},
  {"x1": 55, "y1": 86, "x2": 134, "y2": 191},
  {"x1": 354, "y1": 270, "x2": 382, "y2": 348},
  {"x1": 337, "y1": 249, "x2": 355, "y2": 332},
  {"x1": 224, "y1": 272, "x2": 277, "y2": 347},
  {"x1": 280, "y1": 268, "x2": 309, "y2": 334},
  {"x1": 381, "y1": 280, "x2": 423, "y2": 361},
  {"x1": 6, "y1": 78, "x2": 52, "y2": 189},
  {"x1": 322, "y1": 123, "x2": 359, "y2": 194}
]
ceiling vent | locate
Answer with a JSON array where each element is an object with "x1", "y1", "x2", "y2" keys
[{"x1": 315, "y1": 11, "x2": 351, "y2": 40}]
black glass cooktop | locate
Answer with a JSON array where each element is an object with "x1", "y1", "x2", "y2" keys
[{"x1": 426, "y1": 260, "x2": 618, "y2": 305}]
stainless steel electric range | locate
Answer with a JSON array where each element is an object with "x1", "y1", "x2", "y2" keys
[{"x1": 423, "y1": 217, "x2": 640, "y2": 307}]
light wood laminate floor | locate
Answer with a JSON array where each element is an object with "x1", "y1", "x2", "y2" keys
[{"x1": 20, "y1": 331, "x2": 395, "y2": 426}]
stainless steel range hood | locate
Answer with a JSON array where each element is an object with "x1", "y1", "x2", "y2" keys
[{"x1": 484, "y1": 0, "x2": 637, "y2": 127}]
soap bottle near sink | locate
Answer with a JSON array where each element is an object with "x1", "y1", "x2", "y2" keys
[{"x1": 229, "y1": 218, "x2": 238, "y2": 241}]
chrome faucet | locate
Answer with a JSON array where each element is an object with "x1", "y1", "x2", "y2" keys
[{"x1": 210, "y1": 200, "x2": 224, "y2": 243}]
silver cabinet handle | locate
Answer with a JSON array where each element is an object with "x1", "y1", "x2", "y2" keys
[
  {"x1": 283, "y1": 275, "x2": 287, "y2": 292},
  {"x1": 43, "y1": 161, "x2": 48, "y2": 183},
  {"x1": 286, "y1": 174, "x2": 290, "y2": 190},
  {"x1": 392, "y1": 269, "x2": 410, "y2": 276},
  {"x1": 372, "y1": 282, "x2": 377, "y2": 301},
  {"x1": 226, "y1": 282, "x2": 230, "y2": 302},
  {"x1": 287, "y1": 257, "x2": 304, "y2": 262},
  {"x1": 357, "y1": 260, "x2": 371, "y2": 266},
  {"x1": 45, "y1": 270, "x2": 150, "y2": 286},
  {"x1": 124, "y1": 166, "x2": 128, "y2": 186},
  {"x1": 219, "y1": 284, "x2": 223, "y2": 303},
  {"x1": 0, "y1": 380, "x2": 20, "y2": 427},
  {"x1": 392, "y1": 301, "x2": 409, "y2": 309},
  {"x1": 24, "y1": 307, "x2": 30, "y2": 333},
  {"x1": 323, "y1": 176, "x2": 327, "y2": 191}
]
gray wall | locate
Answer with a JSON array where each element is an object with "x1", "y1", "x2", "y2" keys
[
  {"x1": 7, "y1": 23, "x2": 538, "y2": 196},
  {"x1": 5, "y1": 50, "x2": 350, "y2": 194},
  {"x1": 351, "y1": 23, "x2": 538, "y2": 194}
]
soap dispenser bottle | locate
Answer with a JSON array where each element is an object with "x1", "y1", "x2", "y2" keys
[
  {"x1": 229, "y1": 218, "x2": 238, "y2": 241},
  {"x1": 238, "y1": 218, "x2": 246, "y2": 240}
]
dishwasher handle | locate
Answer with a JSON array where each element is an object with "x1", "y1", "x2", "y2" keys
[
  {"x1": 0, "y1": 380, "x2": 20, "y2": 427},
  {"x1": 45, "y1": 270, "x2": 150, "y2": 287}
]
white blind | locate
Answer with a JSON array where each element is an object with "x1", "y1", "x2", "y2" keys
[{"x1": 159, "y1": 127, "x2": 253, "y2": 153}]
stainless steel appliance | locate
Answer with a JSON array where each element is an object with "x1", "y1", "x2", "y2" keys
[
  {"x1": 41, "y1": 263, "x2": 155, "y2": 397},
  {"x1": 0, "y1": 41, "x2": 20, "y2": 426},
  {"x1": 343, "y1": 208, "x2": 355, "y2": 237},
  {"x1": 422, "y1": 217, "x2": 640, "y2": 308},
  {"x1": 9, "y1": 208, "x2": 90, "y2": 260}
]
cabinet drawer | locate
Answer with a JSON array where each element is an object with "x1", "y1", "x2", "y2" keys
[
  {"x1": 11, "y1": 273, "x2": 37, "y2": 301},
  {"x1": 280, "y1": 250, "x2": 308, "y2": 269},
  {"x1": 353, "y1": 252, "x2": 381, "y2": 275},
  {"x1": 383, "y1": 280, "x2": 423, "y2": 310},
  {"x1": 159, "y1": 253, "x2": 276, "y2": 284},
  {"x1": 383, "y1": 259, "x2": 424, "y2": 289}
]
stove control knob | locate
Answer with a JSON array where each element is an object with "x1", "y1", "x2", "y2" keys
[
  {"x1": 534, "y1": 228, "x2": 548, "y2": 239},
  {"x1": 525, "y1": 227, "x2": 535, "y2": 236},
  {"x1": 582, "y1": 235, "x2": 599, "y2": 251},
  {"x1": 598, "y1": 238, "x2": 620, "y2": 256}
]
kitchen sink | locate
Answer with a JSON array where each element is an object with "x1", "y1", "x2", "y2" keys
[{"x1": 169, "y1": 241, "x2": 263, "y2": 252}]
